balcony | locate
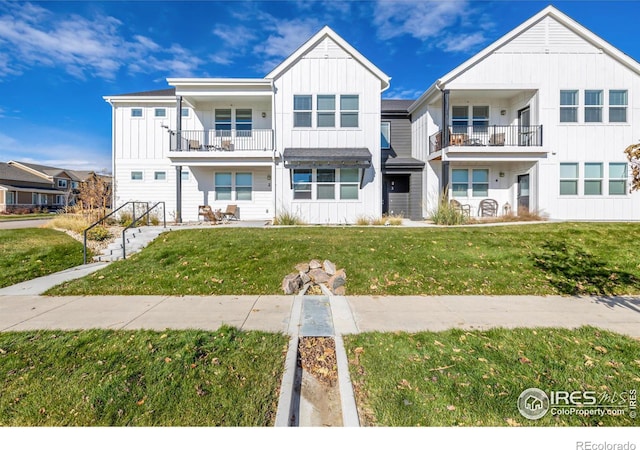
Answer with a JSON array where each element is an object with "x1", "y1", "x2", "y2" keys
[
  {"x1": 170, "y1": 129, "x2": 274, "y2": 152},
  {"x1": 429, "y1": 125, "x2": 543, "y2": 154}
]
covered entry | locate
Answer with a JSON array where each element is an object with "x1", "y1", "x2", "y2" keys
[{"x1": 381, "y1": 157, "x2": 425, "y2": 220}]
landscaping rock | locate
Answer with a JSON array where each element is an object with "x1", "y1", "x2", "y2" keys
[
  {"x1": 309, "y1": 259, "x2": 322, "y2": 269},
  {"x1": 333, "y1": 286, "x2": 346, "y2": 296},
  {"x1": 323, "y1": 260, "x2": 336, "y2": 275},
  {"x1": 327, "y1": 269, "x2": 346, "y2": 291},
  {"x1": 282, "y1": 273, "x2": 302, "y2": 295},
  {"x1": 300, "y1": 271, "x2": 311, "y2": 284},
  {"x1": 309, "y1": 268, "x2": 330, "y2": 283},
  {"x1": 295, "y1": 262, "x2": 310, "y2": 273}
]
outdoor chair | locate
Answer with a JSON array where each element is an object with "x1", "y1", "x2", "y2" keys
[
  {"x1": 489, "y1": 133, "x2": 505, "y2": 146},
  {"x1": 450, "y1": 199, "x2": 471, "y2": 217},
  {"x1": 221, "y1": 140, "x2": 234, "y2": 151},
  {"x1": 223, "y1": 204, "x2": 238, "y2": 221},
  {"x1": 189, "y1": 140, "x2": 201, "y2": 150},
  {"x1": 479, "y1": 199, "x2": 499, "y2": 217},
  {"x1": 198, "y1": 205, "x2": 217, "y2": 223}
]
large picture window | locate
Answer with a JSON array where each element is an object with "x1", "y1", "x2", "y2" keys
[{"x1": 292, "y1": 168, "x2": 359, "y2": 200}]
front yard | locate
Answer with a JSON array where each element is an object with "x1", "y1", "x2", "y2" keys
[{"x1": 47, "y1": 222, "x2": 640, "y2": 296}]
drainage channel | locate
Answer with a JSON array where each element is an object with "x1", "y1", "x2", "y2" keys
[{"x1": 275, "y1": 289, "x2": 359, "y2": 427}]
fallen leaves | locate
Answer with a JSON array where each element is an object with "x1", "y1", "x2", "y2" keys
[
  {"x1": 518, "y1": 356, "x2": 532, "y2": 364},
  {"x1": 298, "y1": 337, "x2": 338, "y2": 386}
]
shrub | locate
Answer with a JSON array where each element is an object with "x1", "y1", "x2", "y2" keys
[
  {"x1": 273, "y1": 209, "x2": 306, "y2": 225},
  {"x1": 429, "y1": 197, "x2": 469, "y2": 225},
  {"x1": 355, "y1": 215, "x2": 372, "y2": 225},
  {"x1": 44, "y1": 214, "x2": 92, "y2": 234},
  {"x1": 87, "y1": 226, "x2": 112, "y2": 242}
]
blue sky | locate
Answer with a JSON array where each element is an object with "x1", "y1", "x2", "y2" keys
[{"x1": 0, "y1": 0, "x2": 639, "y2": 172}]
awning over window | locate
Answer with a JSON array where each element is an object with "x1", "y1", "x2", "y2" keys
[{"x1": 282, "y1": 148, "x2": 372, "y2": 169}]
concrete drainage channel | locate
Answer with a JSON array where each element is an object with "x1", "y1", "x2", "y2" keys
[{"x1": 274, "y1": 284, "x2": 360, "y2": 427}]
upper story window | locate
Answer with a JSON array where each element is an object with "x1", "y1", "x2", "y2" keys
[
  {"x1": 452, "y1": 106, "x2": 469, "y2": 133},
  {"x1": 181, "y1": 108, "x2": 189, "y2": 117},
  {"x1": 57, "y1": 179, "x2": 67, "y2": 188},
  {"x1": 236, "y1": 109, "x2": 252, "y2": 137},
  {"x1": 131, "y1": 108, "x2": 143, "y2": 118},
  {"x1": 215, "y1": 109, "x2": 232, "y2": 137},
  {"x1": 381, "y1": 122, "x2": 391, "y2": 149},
  {"x1": 584, "y1": 90, "x2": 603, "y2": 123},
  {"x1": 154, "y1": 108, "x2": 166, "y2": 117},
  {"x1": 154, "y1": 171, "x2": 166, "y2": 181},
  {"x1": 317, "y1": 95, "x2": 336, "y2": 127},
  {"x1": 340, "y1": 95, "x2": 359, "y2": 128},
  {"x1": 560, "y1": 90, "x2": 578, "y2": 123},
  {"x1": 472, "y1": 106, "x2": 489, "y2": 133},
  {"x1": 294, "y1": 95, "x2": 312, "y2": 128},
  {"x1": 609, "y1": 90, "x2": 627, "y2": 123},
  {"x1": 131, "y1": 171, "x2": 143, "y2": 181}
]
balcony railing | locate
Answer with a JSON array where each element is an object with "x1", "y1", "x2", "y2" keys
[
  {"x1": 170, "y1": 129, "x2": 274, "y2": 152},
  {"x1": 429, "y1": 125, "x2": 543, "y2": 154}
]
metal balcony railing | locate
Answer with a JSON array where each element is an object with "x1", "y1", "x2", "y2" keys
[
  {"x1": 170, "y1": 129, "x2": 274, "y2": 152},
  {"x1": 429, "y1": 125, "x2": 543, "y2": 154}
]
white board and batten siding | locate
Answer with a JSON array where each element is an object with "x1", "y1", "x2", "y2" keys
[{"x1": 272, "y1": 36, "x2": 383, "y2": 223}]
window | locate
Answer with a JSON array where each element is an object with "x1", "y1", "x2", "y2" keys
[
  {"x1": 34, "y1": 193, "x2": 47, "y2": 205},
  {"x1": 317, "y1": 169, "x2": 335, "y2": 200},
  {"x1": 293, "y1": 169, "x2": 312, "y2": 199},
  {"x1": 235, "y1": 109, "x2": 252, "y2": 137},
  {"x1": 472, "y1": 169, "x2": 489, "y2": 197},
  {"x1": 584, "y1": 90, "x2": 603, "y2": 122},
  {"x1": 235, "y1": 173, "x2": 252, "y2": 201},
  {"x1": 451, "y1": 169, "x2": 469, "y2": 197},
  {"x1": 294, "y1": 95, "x2": 312, "y2": 127},
  {"x1": 154, "y1": 108, "x2": 166, "y2": 117},
  {"x1": 609, "y1": 90, "x2": 627, "y2": 123},
  {"x1": 381, "y1": 122, "x2": 391, "y2": 149},
  {"x1": 154, "y1": 171, "x2": 166, "y2": 181},
  {"x1": 317, "y1": 95, "x2": 335, "y2": 127},
  {"x1": 131, "y1": 108, "x2": 143, "y2": 117},
  {"x1": 340, "y1": 168, "x2": 359, "y2": 200},
  {"x1": 215, "y1": 173, "x2": 232, "y2": 201},
  {"x1": 6, "y1": 191, "x2": 15, "y2": 205},
  {"x1": 452, "y1": 106, "x2": 468, "y2": 134},
  {"x1": 215, "y1": 109, "x2": 232, "y2": 137},
  {"x1": 131, "y1": 171, "x2": 143, "y2": 181},
  {"x1": 181, "y1": 170, "x2": 189, "y2": 181},
  {"x1": 55, "y1": 195, "x2": 65, "y2": 205},
  {"x1": 559, "y1": 163, "x2": 578, "y2": 195},
  {"x1": 71, "y1": 181, "x2": 79, "y2": 189},
  {"x1": 472, "y1": 106, "x2": 489, "y2": 133},
  {"x1": 584, "y1": 163, "x2": 603, "y2": 195},
  {"x1": 57, "y1": 179, "x2": 67, "y2": 188},
  {"x1": 560, "y1": 90, "x2": 578, "y2": 123},
  {"x1": 32, "y1": 193, "x2": 38, "y2": 205},
  {"x1": 181, "y1": 108, "x2": 189, "y2": 117},
  {"x1": 340, "y1": 95, "x2": 359, "y2": 128},
  {"x1": 609, "y1": 163, "x2": 628, "y2": 195}
]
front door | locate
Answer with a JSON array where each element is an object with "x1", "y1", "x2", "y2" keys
[
  {"x1": 517, "y1": 174, "x2": 530, "y2": 213},
  {"x1": 518, "y1": 107, "x2": 531, "y2": 146},
  {"x1": 383, "y1": 175, "x2": 410, "y2": 216}
]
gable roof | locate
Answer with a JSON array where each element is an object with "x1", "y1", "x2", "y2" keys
[
  {"x1": 382, "y1": 99, "x2": 414, "y2": 113},
  {"x1": 0, "y1": 162, "x2": 52, "y2": 184},
  {"x1": 266, "y1": 26, "x2": 390, "y2": 91},
  {"x1": 106, "y1": 88, "x2": 176, "y2": 98},
  {"x1": 409, "y1": 5, "x2": 640, "y2": 112}
]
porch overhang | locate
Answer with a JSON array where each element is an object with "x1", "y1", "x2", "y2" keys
[
  {"x1": 282, "y1": 147, "x2": 372, "y2": 169},
  {"x1": 382, "y1": 157, "x2": 425, "y2": 172}
]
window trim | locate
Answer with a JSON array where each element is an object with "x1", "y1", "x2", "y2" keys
[
  {"x1": 235, "y1": 172, "x2": 253, "y2": 201},
  {"x1": 293, "y1": 95, "x2": 312, "y2": 128},
  {"x1": 608, "y1": 162, "x2": 628, "y2": 195},
  {"x1": 609, "y1": 90, "x2": 628, "y2": 123},
  {"x1": 292, "y1": 168, "x2": 360, "y2": 201},
  {"x1": 317, "y1": 95, "x2": 336, "y2": 128},
  {"x1": 215, "y1": 109, "x2": 232, "y2": 137},
  {"x1": 130, "y1": 171, "x2": 143, "y2": 181},
  {"x1": 154, "y1": 171, "x2": 167, "y2": 181},
  {"x1": 560, "y1": 90, "x2": 579, "y2": 123},
  {"x1": 583, "y1": 162, "x2": 603, "y2": 195},
  {"x1": 181, "y1": 108, "x2": 189, "y2": 117},
  {"x1": 584, "y1": 90, "x2": 603, "y2": 123},
  {"x1": 340, "y1": 95, "x2": 359, "y2": 128},
  {"x1": 131, "y1": 108, "x2": 143, "y2": 118},
  {"x1": 381, "y1": 122, "x2": 391, "y2": 149},
  {"x1": 6, "y1": 191, "x2": 16, "y2": 205},
  {"x1": 154, "y1": 108, "x2": 166, "y2": 118},
  {"x1": 57, "y1": 179, "x2": 68, "y2": 188},
  {"x1": 559, "y1": 163, "x2": 579, "y2": 196},
  {"x1": 235, "y1": 109, "x2": 253, "y2": 137}
]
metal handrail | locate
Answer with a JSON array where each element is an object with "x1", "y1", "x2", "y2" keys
[{"x1": 121, "y1": 201, "x2": 166, "y2": 260}]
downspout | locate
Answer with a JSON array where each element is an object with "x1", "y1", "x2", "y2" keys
[
  {"x1": 438, "y1": 83, "x2": 450, "y2": 197},
  {"x1": 107, "y1": 99, "x2": 117, "y2": 210},
  {"x1": 270, "y1": 79, "x2": 277, "y2": 220},
  {"x1": 176, "y1": 95, "x2": 183, "y2": 223}
]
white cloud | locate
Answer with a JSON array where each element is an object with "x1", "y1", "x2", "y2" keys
[
  {"x1": 0, "y1": 2, "x2": 205, "y2": 80},
  {"x1": 372, "y1": 0, "x2": 490, "y2": 53},
  {"x1": 383, "y1": 87, "x2": 424, "y2": 100}
]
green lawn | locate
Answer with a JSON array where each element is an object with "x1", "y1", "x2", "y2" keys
[
  {"x1": 344, "y1": 327, "x2": 640, "y2": 426},
  {"x1": 48, "y1": 222, "x2": 640, "y2": 296},
  {"x1": 0, "y1": 229, "x2": 85, "y2": 289},
  {"x1": 0, "y1": 213, "x2": 54, "y2": 221},
  {"x1": 0, "y1": 326, "x2": 288, "y2": 426}
]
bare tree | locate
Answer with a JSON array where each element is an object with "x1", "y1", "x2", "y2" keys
[
  {"x1": 77, "y1": 173, "x2": 111, "y2": 220},
  {"x1": 624, "y1": 143, "x2": 640, "y2": 192}
]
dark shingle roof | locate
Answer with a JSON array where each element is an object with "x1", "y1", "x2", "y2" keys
[
  {"x1": 381, "y1": 99, "x2": 414, "y2": 113},
  {"x1": 0, "y1": 162, "x2": 52, "y2": 184},
  {"x1": 11, "y1": 161, "x2": 67, "y2": 178},
  {"x1": 110, "y1": 88, "x2": 176, "y2": 97}
]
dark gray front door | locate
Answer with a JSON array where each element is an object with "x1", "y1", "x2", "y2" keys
[
  {"x1": 384, "y1": 175, "x2": 410, "y2": 216},
  {"x1": 518, "y1": 107, "x2": 531, "y2": 146},
  {"x1": 517, "y1": 174, "x2": 530, "y2": 212}
]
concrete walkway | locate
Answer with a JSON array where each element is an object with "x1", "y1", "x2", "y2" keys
[{"x1": 0, "y1": 293, "x2": 638, "y2": 337}]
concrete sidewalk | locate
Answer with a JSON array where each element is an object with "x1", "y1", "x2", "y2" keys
[
  {"x1": 0, "y1": 262, "x2": 109, "y2": 296},
  {"x1": 1, "y1": 293, "x2": 638, "y2": 337}
]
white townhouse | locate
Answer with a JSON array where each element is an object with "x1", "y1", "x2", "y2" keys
[
  {"x1": 411, "y1": 5, "x2": 640, "y2": 220},
  {"x1": 104, "y1": 26, "x2": 389, "y2": 224}
]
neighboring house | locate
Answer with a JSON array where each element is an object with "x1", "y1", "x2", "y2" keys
[
  {"x1": 410, "y1": 5, "x2": 640, "y2": 220},
  {"x1": 104, "y1": 6, "x2": 639, "y2": 223},
  {"x1": 0, "y1": 161, "x2": 112, "y2": 212},
  {"x1": 105, "y1": 26, "x2": 389, "y2": 224}
]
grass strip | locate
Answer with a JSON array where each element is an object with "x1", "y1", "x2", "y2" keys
[
  {"x1": 47, "y1": 223, "x2": 640, "y2": 296},
  {"x1": 0, "y1": 326, "x2": 288, "y2": 426},
  {"x1": 344, "y1": 327, "x2": 640, "y2": 426},
  {"x1": 0, "y1": 229, "x2": 85, "y2": 288}
]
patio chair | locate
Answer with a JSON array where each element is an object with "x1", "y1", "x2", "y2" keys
[
  {"x1": 221, "y1": 140, "x2": 234, "y2": 151},
  {"x1": 189, "y1": 140, "x2": 201, "y2": 150},
  {"x1": 450, "y1": 199, "x2": 471, "y2": 217},
  {"x1": 479, "y1": 199, "x2": 499, "y2": 217},
  {"x1": 489, "y1": 133, "x2": 505, "y2": 146},
  {"x1": 198, "y1": 205, "x2": 217, "y2": 223},
  {"x1": 222, "y1": 204, "x2": 238, "y2": 221}
]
